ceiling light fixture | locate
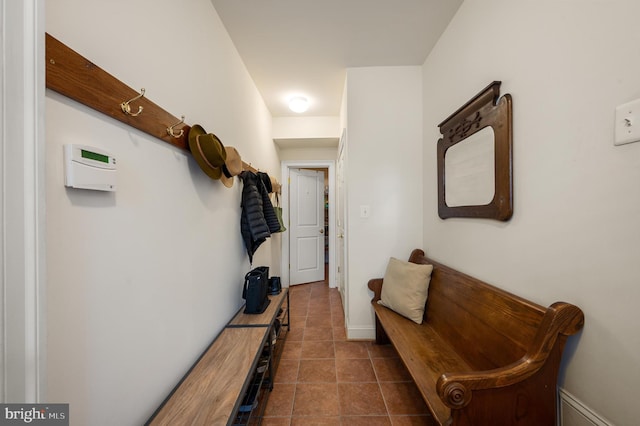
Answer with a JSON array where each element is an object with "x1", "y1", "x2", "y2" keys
[{"x1": 288, "y1": 96, "x2": 309, "y2": 113}]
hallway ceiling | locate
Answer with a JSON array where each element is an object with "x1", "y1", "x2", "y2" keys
[{"x1": 210, "y1": 0, "x2": 463, "y2": 118}]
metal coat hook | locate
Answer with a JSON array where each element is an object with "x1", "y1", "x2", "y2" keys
[
  {"x1": 167, "y1": 115, "x2": 185, "y2": 138},
  {"x1": 121, "y1": 88, "x2": 145, "y2": 116}
]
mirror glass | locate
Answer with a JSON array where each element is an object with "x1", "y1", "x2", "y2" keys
[{"x1": 444, "y1": 127, "x2": 495, "y2": 207}]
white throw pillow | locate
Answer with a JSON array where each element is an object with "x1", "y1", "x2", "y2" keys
[{"x1": 377, "y1": 257, "x2": 433, "y2": 324}]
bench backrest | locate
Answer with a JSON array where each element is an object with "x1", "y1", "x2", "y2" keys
[{"x1": 409, "y1": 249, "x2": 547, "y2": 371}]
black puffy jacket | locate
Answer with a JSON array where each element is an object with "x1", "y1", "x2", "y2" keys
[{"x1": 239, "y1": 171, "x2": 281, "y2": 263}]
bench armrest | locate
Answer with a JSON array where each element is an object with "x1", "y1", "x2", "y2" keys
[
  {"x1": 436, "y1": 301, "x2": 584, "y2": 409},
  {"x1": 368, "y1": 278, "x2": 384, "y2": 302}
]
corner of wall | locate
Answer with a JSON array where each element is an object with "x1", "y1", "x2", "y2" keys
[{"x1": 346, "y1": 326, "x2": 375, "y2": 341}]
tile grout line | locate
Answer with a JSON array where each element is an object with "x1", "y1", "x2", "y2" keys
[{"x1": 272, "y1": 280, "x2": 417, "y2": 424}]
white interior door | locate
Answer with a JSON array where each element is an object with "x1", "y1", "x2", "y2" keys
[{"x1": 289, "y1": 168, "x2": 325, "y2": 285}]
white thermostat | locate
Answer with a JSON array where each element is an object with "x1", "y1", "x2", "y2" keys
[{"x1": 64, "y1": 144, "x2": 117, "y2": 191}]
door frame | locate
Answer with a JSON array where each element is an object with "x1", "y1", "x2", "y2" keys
[
  {"x1": 280, "y1": 160, "x2": 336, "y2": 288},
  {"x1": 335, "y1": 129, "x2": 348, "y2": 316},
  {"x1": 1, "y1": 0, "x2": 47, "y2": 402},
  {"x1": 288, "y1": 168, "x2": 325, "y2": 286}
]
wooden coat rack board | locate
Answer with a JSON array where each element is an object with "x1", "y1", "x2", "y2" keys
[{"x1": 45, "y1": 33, "x2": 267, "y2": 178}]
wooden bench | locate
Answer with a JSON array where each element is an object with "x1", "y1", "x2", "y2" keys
[
  {"x1": 146, "y1": 290, "x2": 289, "y2": 426},
  {"x1": 368, "y1": 249, "x2": 584, "y2": 426}
]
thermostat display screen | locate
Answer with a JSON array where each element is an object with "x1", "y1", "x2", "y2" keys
[
  {"x1": 64, "y1": 144, "x2": 116, "y2": 191},
  {"x1": 81, "y1": 149, "x2": 110, "y2": 164}
]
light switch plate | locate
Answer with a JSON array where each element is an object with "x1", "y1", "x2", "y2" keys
[
  {"x1": 615, "y1": 98, "x2": 640, "y2": 146},
  {"x1": 360, "y1": 205, "x2": 370, "y2": 218}
]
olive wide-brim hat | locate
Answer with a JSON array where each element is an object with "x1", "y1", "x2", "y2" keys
[{"x1": 188, "y1": 124, "x2": 227, "y2": 180}]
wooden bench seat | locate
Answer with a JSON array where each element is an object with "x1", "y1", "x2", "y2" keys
[
  {"x1": 373, "y1": 299, "x2": 471, "y2": 422},
  {"x1": 147, "y1": 290, "x2": 289, "y2": 426},
  {"x1": 368, "y1": 249, "x2": 584, "y2": 426}
]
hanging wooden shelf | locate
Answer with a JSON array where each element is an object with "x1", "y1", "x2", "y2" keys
[
  {"x1": 45, "y1": 33, "x2": 279, "y2": 190},
  {"x1": 45, "y1": 33, "x2": 190, "y2": 151}
]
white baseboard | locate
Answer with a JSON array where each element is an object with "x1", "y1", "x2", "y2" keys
[
  {"x1": 345, "y1": 326, "x2": 375, "y2": 340},
  {"x1": 559, "y1": 388, "x2": 613, "y2": 426}
]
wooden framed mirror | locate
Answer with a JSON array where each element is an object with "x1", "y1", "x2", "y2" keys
[{"x1": 437, "y1": 81, "x2": 513, "y2": 221}]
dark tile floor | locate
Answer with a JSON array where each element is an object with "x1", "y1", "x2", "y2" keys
[{"x1": 262, "y1": 278, "x2": 433, "y2": 425}]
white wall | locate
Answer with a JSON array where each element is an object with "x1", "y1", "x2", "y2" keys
[
  {"x1": 279, "y1": 146, "x2": 337, "y2": 161},
  {"x1": 343, "y1": 66, "x2": 423, "y2": 339},
  {"x1": 45, "y1": 1, "x2": 279, "y2": 424},
  {"x1": 273, "y1": 116, "x2": 341, "y2": 140},
  {"x1": 422, "y1": 1, "x2": 640, "y2": 425}
]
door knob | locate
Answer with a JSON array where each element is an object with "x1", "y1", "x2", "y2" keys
[{"x1": 319, "y1": 229, "x2": 324, "y2": 234}]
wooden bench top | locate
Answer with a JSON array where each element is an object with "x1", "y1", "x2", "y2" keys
[
  {"x1": 228, "y1": 290, "x2": 288, "y2": 327},
  {"x1": 148, "y1": 327, "x2": 268, "y2": 426},
  {"x1": 148, "y1": 289, "x2": 288, "y2": 426}
]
